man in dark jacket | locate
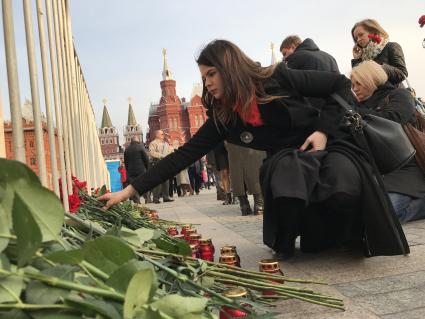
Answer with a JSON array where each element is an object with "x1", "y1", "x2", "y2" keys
[
  {"x1": 124, "y1": 137, "x2": 149, "y2": 204},
  {"x1": 280, "y1": 35, "x2": 340, "y2": 110},
  {"x1": 280, "y1": 36, "x2": 339, "y2": 73}
]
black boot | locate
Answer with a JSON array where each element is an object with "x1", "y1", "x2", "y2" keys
[
  {"x1": 253, "y1": 193, "x2": 264, "y2": 215},
  {"x1": 222, "y1": 192, "x2": 232, "y2": 205},
  {"x1": 238, "y1": 195, "x2": 253, "y2": 216},
  {"x1": 273, "y1": 198, "x2": 304, "y2": 257}
]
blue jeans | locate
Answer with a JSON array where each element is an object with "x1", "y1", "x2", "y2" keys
[{"x1": 388, "y1": 192, "x2": 425, "y2": 224}]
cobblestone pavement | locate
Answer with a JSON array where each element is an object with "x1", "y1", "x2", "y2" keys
[{"x1": 149, "y1": 188, "x2": 425, "y2": 318}]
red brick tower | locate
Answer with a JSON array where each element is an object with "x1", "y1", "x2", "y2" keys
[
  {"x1": 147, "y1": 50, "x2": 207, "y2": 147},
  {"x1": 147, "y1": 49, "x2": 186, "y2": 147},
  {"x1": 186, "y1": 84, "x2": 207, "y2": 137}
]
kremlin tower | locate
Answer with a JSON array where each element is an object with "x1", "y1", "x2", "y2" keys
[{"x1": 147, "y1": 49, "x2": 207, "y2": 146}]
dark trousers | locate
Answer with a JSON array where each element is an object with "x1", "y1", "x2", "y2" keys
[
  {"x1": 125, "y1": 178, "x2": 141, "y2": 204},
  {"x1": 153, "y1": 180, "x2": 171, "y2": 201}
]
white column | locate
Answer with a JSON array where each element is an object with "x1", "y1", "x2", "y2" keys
[
  {"x1": 45, "y1": 0, "x2": 69, "y2": 210},
  {"x1": 36, "y1": 0, "x2": 59, "y2": 193},
  {"x1": 2, "y1": 0, "x2": 25, "y2": 163},
  {"x1": 0, "y1": 90, "x2": 5, "y2": 158},
  {"x1": 23, "y1": 0, "x2": 48, "y2": 186},
  {"x1": 62, "y1": 0, "x2": 83, "y2": 180},
  {"x1": 53, "y1": 0, "x2": 73, "y2": 192}
]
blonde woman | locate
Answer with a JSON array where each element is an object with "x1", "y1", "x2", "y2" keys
[
  {"x1": 351, "y1": 61, "x2": 425, "y2": 223},
  {"x1": 351, "y1": 19, "x2": 407, "y2": 86}
]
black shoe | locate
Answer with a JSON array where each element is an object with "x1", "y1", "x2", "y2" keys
[
  {"x1": 238, "y1": 195, "x2": 253, "y2": 216},
  {"x1": 275, "y1": 233, "x2": 297, "y2": 257},
  {"x1": 163, "y1": 198, "x2": 174, "y2": 202},
  {"x1": 274, "y1": 250, "x2": 295, "y2": 260},
  {"x1": 153, "y1": 199, "x2": 161, "y2": 204},
  {"x1": 223, "y1": 193, "x2": 232, "y2": 205}
]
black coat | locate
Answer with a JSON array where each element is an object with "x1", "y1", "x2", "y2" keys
[
  {"x1": 130, "y1": 63, "x2": 351, "y2": 195},
  {"x1": 260, "y1": 141, "x2": 410, "y2": 256},
  {"x1": 354, "y1": 83, "x2": 414, "y2": 124},
  {"x1": 286, "y1": 38, "x2": 339, "y2": 110},
  {"x1": 355, "y1": 84, "x2": 425, "y2": 198},
  {"x1": 124, "y1": 141, "x2": 149, "y2": 179},
  {"x1": 352, "y1": 42, "x2": 408, "y2": 85},
  {"x1": 286, "y1": 38, "x2": 340, "y2": 73}
]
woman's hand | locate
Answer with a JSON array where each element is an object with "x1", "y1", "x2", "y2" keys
[
  {"x1": 98, "y1": 185, "x2": 137, "y2": 210},
  {"x1": 352, "y1": 44, "x2": 362, "y2": 59},
  {"x1": 299, "y1": 131, "x2": 328, "y2": 152}
]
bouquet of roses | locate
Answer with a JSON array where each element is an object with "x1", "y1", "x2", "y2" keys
[{"x1": 368, "y1": 33, "x2": 382, "y2": 44}]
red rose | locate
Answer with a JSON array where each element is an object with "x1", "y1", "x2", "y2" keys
[
  {"x1": 368, "y1": 34, "x2": 382, "y2": 44},
  {"x1": 68, "y1": 193, "x2": 81, "y2": 213},
  {"x1": 419, "y1": 15, "x2": 425, "y2": 28}
]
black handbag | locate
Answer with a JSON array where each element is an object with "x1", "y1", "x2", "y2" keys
[{"x1": 331, "y1": 93, "x2": 416, "y2": 174}]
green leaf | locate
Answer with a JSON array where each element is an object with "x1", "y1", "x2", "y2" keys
[
  {"x1": 105, "y1": 225, "x2": 121, "y2": 237},
  {"x1": 152, "y1": 237, "x2": 191, "y2": 256},
  {"x1": 175, "y1": 240, "x2": 191, "y2": 256},
  {"x1": 12, "y1": 180, "x2": 64, "y2": 242},
  {"x1": 133, "y1": 307, "x2": 170, "y2": 319},
  {"x1": 12, "y1": 194, "x2": 42, "y2": 267},
  {"x1": 199, "y1": 276, "x2": 215, "y2": 288},
  {"x1": 0, "y1": 270, "x2": 24, "y2": 303},
  {"x1": 124, "y1": 266, "x2": 157, "y2": 319},
  {"x1": 152, "y1": 230, "x2": 163, "y2": 240},
  {"x1": 99, "y1": 185, "x2": 107, "y2": 196},
  {"x1": 0, "y1": 309, "x2": 31, "y2": 319},
  {"x1": 135, "y1": 228, "x2": 155, "y2": 244},
  {"x1": 65, "y1": 295, "x2": 122, "y2": 319},
  {"x1": 0, "y1": 158, "x2": 41, "y2": 185},
  {"x1": 199, "y1": 260, "x2": 208, "y2": 273},
  {"x1": 0, "y1": 254, "x2": 11, "y2": 273},
  {"x1": 150, "y1": 295, "x2": 208, "y2": 318},
  {"x1": 152, "y1": 238, "x2": 180, "y2": 254},
  {"x1": 30, "y1": 312, "x2": 83, "y2": 319},
  {"x1": 107, "y1": 260, "x2": 150, "y2": 293},
  {"x1": 0, "y1": 160, "x2": 42, "y2": 251},
  {"x1": 0, "y1": 183, "x2": 13, "y2": 253},
  {"x1": 83, "y1": 236, "x2": 135, "y2": 275},
  {"x1": 46, "y1": 249, "x2": 84, "y2": 265},
  {"x1": 120, "y1": 227, "x2": 143, "y2": 247},
  {"x1": 26, "y1": 265, "x2": 75, "y2": 304}
]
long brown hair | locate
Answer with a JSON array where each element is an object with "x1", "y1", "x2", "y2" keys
[
  {"x1": 196, "y1": 40, "x2": 279, "y2": 125},
  {"x1": 351, "y1": 19, "x2": 389, "y2": 43}
]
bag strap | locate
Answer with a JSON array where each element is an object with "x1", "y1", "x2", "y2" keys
[
  {"x1": 331, "y1": 93, "x2": 364, "y2": 131},
  {"x1": 331, "y1": 93, "x2": 355, "y2": 113}
]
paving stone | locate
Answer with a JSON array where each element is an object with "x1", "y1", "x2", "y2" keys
[
  {"x1": 382, "y1": 307, "x2": 425, "y2": 319},
  {"x1": 148, "y1": 188, "x2": 425, "y2": 318}
]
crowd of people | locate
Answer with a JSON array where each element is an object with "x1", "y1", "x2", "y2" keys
[
  {"x1": 102, "y1": 18, "x2": 425, "y2": 258},
  {"x1": 118, "y1": 130, "x2": 216, "y2": 204}
]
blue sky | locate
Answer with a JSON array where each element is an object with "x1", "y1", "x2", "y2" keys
[{"x1": 1, "y1": 1, "x2": 424, "y2": 139}]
